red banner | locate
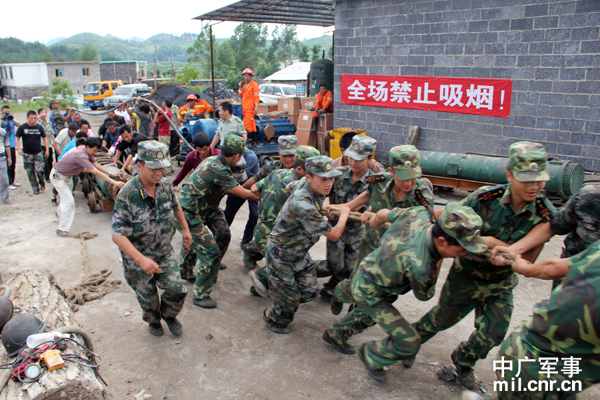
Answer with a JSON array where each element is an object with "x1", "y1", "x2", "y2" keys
[{"x1": 341, "y1": 75, "x2": 512, "y2": 118}]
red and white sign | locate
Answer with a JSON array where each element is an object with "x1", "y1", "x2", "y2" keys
[{"x1": 341, "y1": 75, "x2": 512, "y2": 118}]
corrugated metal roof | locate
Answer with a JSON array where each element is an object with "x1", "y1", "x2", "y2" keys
[
  {"x1": 195, "y1": 0, "x2": 334, "y2": 27},
  {"x1": 264, "y1": 62, "x2": 311, "y2": 81}
]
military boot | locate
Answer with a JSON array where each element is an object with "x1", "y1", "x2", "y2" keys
[
  {"x1": 357, "y1": 344, "x2": 387, "y2": 383},
  {"x1": 322, "y1": 330, "x2": 356, "y2": 355},
  {"x1": 451, "y1": 350, "x2": 477, "y2": 390},
  {"x1": 148, "y1": 323, "x2": 164, "y2": 337},
  {"x1": 402, "y1": 356, "x2": 415, "y2": 369}
]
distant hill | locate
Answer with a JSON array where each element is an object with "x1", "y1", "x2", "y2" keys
[{"x1": 0, "y1": 33, "x2": 333, "y2": 65}]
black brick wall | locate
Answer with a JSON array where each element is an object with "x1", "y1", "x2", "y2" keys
[{"x1": 334, "y1": 0, "x2": 600, "y2": 171}]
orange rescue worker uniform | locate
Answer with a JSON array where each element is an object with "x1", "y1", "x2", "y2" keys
[
  {"x1": 238, "y1": 68, "x2": 260, "y2": 134},
  {"x1": 313, "y1": 89, "x2": 333, "y2": 118},
  {"x1": 178, "y1": 95, "x2": 213, "y2": 123}
]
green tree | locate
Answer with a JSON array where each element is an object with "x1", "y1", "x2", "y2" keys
[
  {"x1": 78, "y1": 42, "x2": 99, "y2": 61},
  {"x1": 297, "y1": 44, "x2": 310, "y2": 62},
  {"x1": 311, "y1": 44, "x2": 323, "y2": 61},
  {"x1": 270, "y1": 25, "x2": 299, "y2": 68},
  {"x1": 176, "y1": 65, "x2": 201, "y2": 85},
  {"x1": 42, "y1": 78, "x2": 76, "y2": 108},
  {"x1": 187, "y1": 28, "x2": 213, "y2": 78},
  {"x1": 229, "y1": 22, "x2": 268, "y2": 73},
  {"x1": 215, "y1": 41, "x2": 235, "y2": 73},
  {"x1": 41, "y1": 52, "x2": 54, "y2": 62}
]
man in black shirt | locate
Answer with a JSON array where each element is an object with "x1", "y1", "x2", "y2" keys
[
  {"x1": 15, "y1": 110, "x2": 49, "y2": 194},
  {"x1": 111, "y1": 125, "x2": 150, "y2": 173},
  {"x1": 98, "y1": 110, "x2": 126, "y2": 139}
]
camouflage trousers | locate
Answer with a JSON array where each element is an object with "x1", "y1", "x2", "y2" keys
[
  {"x1": 122, "y1": 250, "x2": 187, "y2": 325},
  {"x1": 493, "y1": 319, "x2": 599, "y2": 400},
  {"x1": 176, "y1": 209, "x2": 230, "y2": 300},
  {"x1": 322, "y1": 226, "x2": 364, "y2": 290},
  {"x1": 243, "y1": 219, "x2": 272, "y2": 265},
  {"x1": 265, "y1": 240, "x2": 320, "y2": 328},
  {"x1": 23, "y1": 152, "x2": 45, "y2": 192},
  {"x1": 329, "y1": 275, "x2": 421, "y2": 368},
  {"x1": 413, "y1": 267, "x2": 516, "y2": 368}
]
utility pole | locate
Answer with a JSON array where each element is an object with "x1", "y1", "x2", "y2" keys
[
  {"x1": 209, "y1": 25, "x2": 216, "y2": 113},
  {"x1": 171, "y1": 55, "x2": 174, "y2": 83}
]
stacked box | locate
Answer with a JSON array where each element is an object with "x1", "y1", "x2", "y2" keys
[
  {"x1": 300, "y1": 97, "x2": 317, "y2": 111},
  {"x1": 278, "y1": 97, "x2": 301, "y2": 128},
  {"x1": 256, "y1": 104, "x2": 278, "y2": 115}
]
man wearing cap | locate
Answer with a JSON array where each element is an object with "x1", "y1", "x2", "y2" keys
[
  {"x1": 320, "y1": 135, "x2": 379, "y2": 301},
  {"x1": 324, "y1": 204, "x2": 487, "y2": 383},
  {"x1": 53, "y1": 137, "x2": 124, "y2": 236},
  {"x1": 242, "y1": 135, "x2": 298, "y2": 190},
  {"x1": 178, "y1": 94, "x2": 212, "y2": 125},
  {"x1": 49, "y1": 100, "x2": 74, "y2": 135},
  {"x1": 112, "y1": 141, "x2": 191, "y2": 337},
  {"x1": 406, "y1": 141, "x2": 556, "y2": 390},
  {"x1": 262, "y1": 156, "x2": 351, "y2": 334},
  {"x1": 238, "y1": 68, "x2": 260, "y2": 144},
  {"x1": 210, "y1": 101, "x2": 246, "y2": 148},
  {"x1": 176, "y1": 134, "x2": 259, "y2": 309},
  {"x1": 246, "y1": 145, "x2": 321, "y2": 295},
  {"x1": 341, "y1": 145, "x2": 435, "y2": 273}
]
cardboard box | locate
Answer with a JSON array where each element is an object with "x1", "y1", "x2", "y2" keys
[
  {"x1": 300, "y1": 96, "x2": 317, "y2": 111},
  {"x1": 296, "y1": 128, "x2": 317, "y2": 147},
  {"x1": 317, "y1": 113, "x2": 334, "y2": 133},
  {"x1": 297, "y1": 110, "x2": 314, "y2": 131},
  {"x1": 257, "y1": 104, "x2": 278, "y2": 115},
  {"x1": 267, "y1": 110, "x2": 289, "y2": 119},
  {"x1": 278, "y1": 97, "x2": 301, "y2": 115},
  {"x1": 288, "y1": 114, "x2": 299, "y2": 127},
  {"x1": 215, "y1": 98, "x2": 234, "y2": 106}
]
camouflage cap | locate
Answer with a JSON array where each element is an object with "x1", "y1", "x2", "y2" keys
[
  {"x1": 344, "y1": 135, "x2": 377, "y2": 161},
  {"x1": 439, "y1": 203, "x2": 487, "y2": 254},
  {"x1": 48, "y1": 99, "x2": 58, "y2": 107},
  {"x1": 222, "y1": 134, "x2": 249, "y2": 154},
  {"x1": 278, "y1": 135, "x2": 298, "y2": 155},
  {"x1": 390, "y1": 145, "x2": 422, "y2": 180},
  {"x1": 306, "y1": 156, "x2": 342, "y2": 178},
  {"x1": 295, "y1": 145, "x2": 320, "y2": 163},
  {"x1": 508, "y1": 141, "x2": 550, "y2": 182},
  {"x1": 137, "y1": 140, "x2": 171, "y2": 169}
]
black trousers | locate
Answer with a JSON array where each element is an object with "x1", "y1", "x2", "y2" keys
[{"x1": 224, "y1": 195, "x2": 258, "y2": 244}]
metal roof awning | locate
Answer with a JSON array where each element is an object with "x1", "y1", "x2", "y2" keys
[{"x1": 195, "y1": 0, "x2": 334, "y2": 27}]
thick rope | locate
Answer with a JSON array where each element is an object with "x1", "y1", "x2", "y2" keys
[{"x1": 63, "y1": 232, "x2": 122, "y2": 311}]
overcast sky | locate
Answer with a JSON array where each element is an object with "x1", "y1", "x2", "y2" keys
[{"x1": 3, "y1": 1, "x2": 332, "y2": 44}]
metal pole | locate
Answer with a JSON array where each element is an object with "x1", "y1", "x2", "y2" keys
[{"x1": 210, "y1": 25, "x2": 216, "y2": 114}]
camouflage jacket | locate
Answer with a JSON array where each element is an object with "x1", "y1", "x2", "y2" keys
[
  {"x1": 111, "y1": 175, "x2": 180, "y2": 260},
  {"x1": 268, "y1": 180, "x2": 331, "y2": 260},
  {"x1": 551, "y1": 185, "x2": 600, "y2": 258},
  {"x1": 255, "y1": 168, "x2": 300, "y2": 234},
  {"x1": 178, "y1": 154, "x2": 238, "y2": 225},
  {"x1": 456, "y1": 184, "x2": 555, "y2": 280},
  {"x1": 254, "y1": 159, "x2": 285, "y2": 183},
  {"x1": 518, "y1": 240, "x2": 600, "y2": 358},
  {"x1": 37, "y1": 118, "x2": 54, "y2": 145},
  {"x1": 330, "y1": 166, "x2": 372, "y2": 232},
  {"x1": 362, "y1": 174, "x2": 434, "y2": 252},
  {"x1": 51, "y1": 109, "x2": 65, "y2": 133},
  {"x1": 355, "y1": 206, "x2": 442, "y2": 300}
]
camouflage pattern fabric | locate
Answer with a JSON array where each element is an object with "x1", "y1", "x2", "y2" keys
[
  {"x1": 508, "y1": 141, "x2": 550, "y2": 182},
  {"x1": 551, "y1": 185, "x2": 600, "y2": 258},
  {"x1": 253, "y1": 159, "x2": 284, "y2": 183},
  {"x1": 389, "y1": 145, "x2": 422, "y2": 180},
  {"x1": 353, "y1": 175, "x2": 435, "y2": 273},
  {"x1": 323, "y1": 166, "x2": 372, "y2": 289},
  {"x1": 112, "y1": 175, "x2": 187, "y2": 324},
  {"x1": 176, "y1": 155, "x2": 238, "y2": 299},
  {"x1": 37, "y1": 118, "x2": 54, "y2": 146},
  {"x1": 175, "y1": 208, "x2": 230, "y2": 300},
  {"x1": 277, "y1": 135, "x2": 298, "y2": 155},
  {"x1": 265, "y1": 181, "x2": 332, "y2": 328},
  {"x1": 494, "y1": 241, "x2": 600, "y2": 400},
  {"x1": 23, "y1": 152, "x2": 45, "y2": 191},
  {"x1": 413, "y1": 183, "x2": 556, "y2": 369},
  {"x1": 51, "y1": 109, "x2": 65, "y2": 133},
  {"x1": 328, "y1": 207, "x2": 441, "y2": 356}
]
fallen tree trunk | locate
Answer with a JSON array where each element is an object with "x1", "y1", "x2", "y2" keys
[{"x1": 0, "y1": 270, "x2": 107, "y2": 400}]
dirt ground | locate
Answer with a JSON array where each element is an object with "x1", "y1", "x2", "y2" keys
[{"x1": 1, "y1": 110, "x2": 598, "y2": 400}]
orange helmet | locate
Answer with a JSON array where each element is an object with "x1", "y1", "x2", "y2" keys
[
  {"x1": 186, "y1": 94, "x2": 197, "y2": 101},
  {"x1": 242, "y1": 68, "x2": 254, "y2": 76}
]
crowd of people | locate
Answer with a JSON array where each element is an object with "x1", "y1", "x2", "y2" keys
[{"x1": 2, "y1": 80, "x2": 598, "y2": 399}]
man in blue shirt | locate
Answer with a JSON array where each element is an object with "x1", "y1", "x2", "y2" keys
[{"x1": 2, "y1": 105, "x2": 21, "y2": 189}]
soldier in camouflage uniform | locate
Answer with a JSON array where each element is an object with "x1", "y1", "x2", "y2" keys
[
  {"x1": 324, "y1": 204, "x2": 486, "y2": 383},
  {"x1": 319, "y1": 135, "x2": 378, "y2": 301},
  {"x1": 490, "y1": 184, "x2": 600, "y2": 289},
  {"x1": 112, "y1": 141, "x2": 192, "y2": 337},
  {"x1": 464, "y1": 242, "x2": 600, "y2": 400},
  {"x1": 262, "y1": 156, "x2": 351, "y2": 334},
  {"x1": 245, "y1": 145, "x2": 320, "y2": 295},
  {"x1": 341, "y1": 145, "x2": 435, "y2": 276},
  {"x1": 242, "y1": 135, "x2": 298, "y2": 190},
  {"x1": 408, "y1": 142, "x2": 556, "y2": 390},
  {"x1": 176, "y1": 134, "x2": 258, "y2": 309}
]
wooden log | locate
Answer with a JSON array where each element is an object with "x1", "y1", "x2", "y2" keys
[
  {"x1": 405, "y1": 125, "x2": 420, "y2": 145},
  {"x1": 0, "y1": 270, "x2": 106, "y2": 400}
]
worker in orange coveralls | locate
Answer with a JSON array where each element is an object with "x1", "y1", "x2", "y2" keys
[
  {"x1": 311, "y1": 83, "x2": 333, "y2": 132},
  {"x1": 238, "y1": 68, "x2": 260, "y2": 145}
]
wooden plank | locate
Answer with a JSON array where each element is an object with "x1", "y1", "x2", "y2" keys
[{"x1": 405, "y1": 125, "x2": 420, "y2": 145}]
